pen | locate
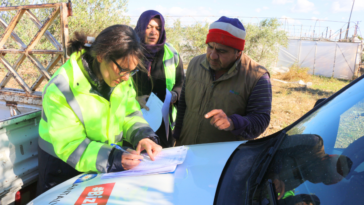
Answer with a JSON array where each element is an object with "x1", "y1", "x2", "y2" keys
[{"x1": 111, "y1": 143, "x2": 128, "y2": 152}]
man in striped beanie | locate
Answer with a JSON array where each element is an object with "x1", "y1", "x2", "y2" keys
[{"x1": 174, "y1": 16, "x2": 272, "y2": 145}]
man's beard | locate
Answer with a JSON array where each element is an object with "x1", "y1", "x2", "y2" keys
[{"x1": 208, "y1": 59, "x2": 224, "y2": 71}]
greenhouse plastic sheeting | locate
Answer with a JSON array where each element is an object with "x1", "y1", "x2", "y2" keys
[{"x1": 277, "y1": 40, "x2": 361, "y2": 80}]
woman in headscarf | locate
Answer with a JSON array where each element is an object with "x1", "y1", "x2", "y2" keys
[{"x1": 133, "y1": 10, "x2": 184, "y2": 148}]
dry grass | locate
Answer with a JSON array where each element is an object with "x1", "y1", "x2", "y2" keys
[
  {"x1": 260, "y1": 73, "x2": 351, "y2": 137},
  {"x1": 280, "y1": 64, "x2": 311, "y2": 82}
]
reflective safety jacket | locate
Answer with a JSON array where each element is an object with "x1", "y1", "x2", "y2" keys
[
  {"x1": 38, "y1": 50, "x2": 155, "y2": 173},
  {"x1": 163, "y1": 43, "x2": 179, "y2": 127}
]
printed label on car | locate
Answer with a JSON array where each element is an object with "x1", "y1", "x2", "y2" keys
[
  {"x1": 74, "y1": 173, "x2": 98, "y2": 184},
  {"x1": 74, "y1": 183, "x2": 115, "y2": 205}
]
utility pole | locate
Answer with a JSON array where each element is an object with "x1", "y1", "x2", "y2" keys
[
  {"x1": 294, "y1": 24, "x2": 295, "y2": 38},
  {"x1": 339, "y1": 29, "x2": 342, "y2": 41},
  {"x1": 313, "y1": 29, "x2": 315, "y2": 39},
  {"x1": 340, "y1": 29, "x2": 342, "y2": 40},
  {"x1": 354, "y1": 21, "x2": 358, "y2": 37},
  {"x1": 345, "y1": 0, "x2": 355, "y2": 40},
  {"x1": 329, "y1": 30, "x2": 332, "y2": 39}
]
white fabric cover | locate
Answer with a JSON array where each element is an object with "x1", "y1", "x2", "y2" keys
[{"x1": 277, "y1": 39, "x2": 361, "y2": 80}]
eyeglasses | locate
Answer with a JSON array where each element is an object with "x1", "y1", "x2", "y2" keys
[{"x1": 111, "y1": 58, "x2": 139, "y2": 77}]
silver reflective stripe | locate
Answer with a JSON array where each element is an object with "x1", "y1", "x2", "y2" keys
[
  {"x1": 53, "y1": 75, "x2": 85, "y2": 126},
  {"x1": 125, "y1": 122, "x2": 149, "y2": 140},
  {"x1": 41, "y1": 74, "x2": 85, "y2": 126},
  {"x1": 126, "y1": 122, "x2": 155, "y2": 146},
  {"x1": 41, "y1": 76, "x2": 60, "y2": 122},
  {"x1": 168, "y1": 43, "x2": 179, "y2": 64},
  {"x1": 38, "y1": 137, "x2": 58, "y2": 158},
  {"x1": 164, "y1": 43, "x2": 179, "y2": 67},
  {"x1": 126, "y1": 110, "x2": 143, "y2": 118},
  {"x1": 172, "y1": 53, "x2": 179, "y2": 66},
  {"x1": 41, "y1": 109, "x2": 48, "y2": 122},
  {"x1": 96, "y1": 145, "x2": 112, "y2": 173},
  {"x1": 166, "y1": 43, "x2": 177, "y2": 54},
  {"x1": 67, "y1": 138, "x2": 91, "y2": 168},
  {"x1": 115, "y1": 131, "x2": 123, "y2": 143},
  {"x1": 164, "y1": 58, "x2": 175, "y2": 68}
]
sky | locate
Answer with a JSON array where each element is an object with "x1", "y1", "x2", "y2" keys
[{"x1": 126, "y1": 0, "x2": 364, "y2": 39}]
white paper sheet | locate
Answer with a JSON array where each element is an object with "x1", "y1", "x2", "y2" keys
[
  {"x1": 102, "y1": 146, "x2": 188, "y2": 179},
  {"x1": 141, "y1": 93, "x2": 163, "y2": 132},
  {"x1": 162, "y1": 89, "x2": 172, "y2": 140}
]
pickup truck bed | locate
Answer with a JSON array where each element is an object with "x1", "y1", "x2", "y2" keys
[{"x1": 0, "y1": 102, "x2": 41, "y2": 204}]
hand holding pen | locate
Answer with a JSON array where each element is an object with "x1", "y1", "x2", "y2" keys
[
  {"x1": 111, "y1": 143, "x2": 144, "y2": 170},
  {"x1": 112, "y1": 138, "x2": 161, "y2": 170}
]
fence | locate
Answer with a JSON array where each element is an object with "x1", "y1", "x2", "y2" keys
[
  {"x1": 277, "y1": 39, "x2": 363, "y2": 80},
  {"x1": 0, "y1": 2, "x2": 70, "y2": 106}
]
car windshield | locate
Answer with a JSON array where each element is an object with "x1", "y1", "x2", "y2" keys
[{"x1": 253, "y1": 77, "x2": 364, "y2": 205}]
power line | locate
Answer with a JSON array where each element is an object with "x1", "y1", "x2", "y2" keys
[{"x1": 127, "y1": 15, "x2": 357, "y2": 24}]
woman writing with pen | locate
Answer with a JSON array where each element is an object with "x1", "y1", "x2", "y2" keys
[{"x1": 37, "y1": 25, "x2": 162, "y2": 195}]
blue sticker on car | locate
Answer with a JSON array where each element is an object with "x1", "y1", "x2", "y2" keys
[{"x1": 74, "y1": 173, "x2": 97, "y2": 184}]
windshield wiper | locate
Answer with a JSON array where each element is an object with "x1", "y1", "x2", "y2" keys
[
  {"x1": 245, "y1": 130, "x2": 287, "y2": 204},
  {"x1": 267, "y1": 179, "x2": 279, "y2": 205}
]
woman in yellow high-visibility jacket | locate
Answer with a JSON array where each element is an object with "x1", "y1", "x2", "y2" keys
[{"x1": 37, "y1": 25, "x2": 162, "y2": 195}]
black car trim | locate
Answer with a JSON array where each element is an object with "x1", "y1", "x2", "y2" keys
[{"x1": 247, "y1": 131, "x2": 287, "y2": 204}]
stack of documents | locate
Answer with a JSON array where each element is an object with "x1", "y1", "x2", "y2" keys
[
  {"x1": 141, "y1": 90, "x2": 172, "y2": 140},
  {"x1": 102, "y1": 146, "x2": 188, "y2": 179}
]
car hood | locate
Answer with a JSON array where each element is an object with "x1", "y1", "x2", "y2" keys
[{"x1": 30, "y1": 141, "x2": 244, "y2": 205}]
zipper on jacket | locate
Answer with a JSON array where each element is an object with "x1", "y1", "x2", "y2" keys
[
  {"x1": 196, "y1": 80, "x2": 216, "y2": 144},
  {"x1": 198, "y1": 84, "x2": 208, "y2": 114}
]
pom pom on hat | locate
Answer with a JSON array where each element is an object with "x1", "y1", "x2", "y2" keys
[{"x1": 206, "y1": 16, "x2": 246, "y2": 51}]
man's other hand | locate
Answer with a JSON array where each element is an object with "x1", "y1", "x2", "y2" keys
[
  {"x1": 136, "y1": 138, "x2": 162, "y2": 161},
  {"x1": 205, "y1": 109, "x2": 235, "y2": 131}
]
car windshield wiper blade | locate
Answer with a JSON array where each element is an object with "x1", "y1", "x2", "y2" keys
[
  {"x1": 245, "y1": 130, "x2": 287, "y2": 204},
  {"x1": 267, "y1": 179, "x2": 279, "y2": 205}
]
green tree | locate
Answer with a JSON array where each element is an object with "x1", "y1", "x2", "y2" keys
[
  {"x1": 165, "y1": 18, "x2": 287, "y2": 68},
  {"x1": 165, "y1": 19, "x2": 183, "y2": 54},
  {"x1": 40, "y1": 0, "x2": 130, "y2": 34},
  {"x1": 1, "y1": 0, "x2": 130, "y2": 41},
  {"x1": 165, "y1": 20, "x2": 209, "y2": 66},
  {"x1": 244, "y1": 18, "x2": 288, "y2": 69},
  {"x1": 182, "y1": 22, "x2": 209, "y2": 64}
]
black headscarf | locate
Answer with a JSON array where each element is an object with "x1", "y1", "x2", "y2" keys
[{"x1": 134, "y1": 10, "x2": 166, "y2": 71}]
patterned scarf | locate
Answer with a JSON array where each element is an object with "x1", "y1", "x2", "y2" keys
[{"x1": 134, "y1": 10, "x2": 166, "y2": 71}]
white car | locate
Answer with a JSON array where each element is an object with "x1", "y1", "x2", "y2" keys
[{"x1": 30, "y1": 75, "x2": 364, "y2": 205}]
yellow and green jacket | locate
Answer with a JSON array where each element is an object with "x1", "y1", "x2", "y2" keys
[{"x1": 38, "y1": 50, "x2": 155, "y2": 173}]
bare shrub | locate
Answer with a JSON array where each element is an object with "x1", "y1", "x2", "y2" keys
[{"x1": 281, "y1": 64, "x2": 311, "y2": 82}]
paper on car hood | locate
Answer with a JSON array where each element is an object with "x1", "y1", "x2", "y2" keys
[{"x1": 30, "y1": 141, "x2": 245, "y2": 205}]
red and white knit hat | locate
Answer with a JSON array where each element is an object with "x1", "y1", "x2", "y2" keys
[{"x1": 206, "y1": 16, "x2": 246, "y2": 51}]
